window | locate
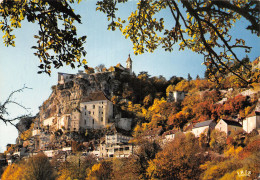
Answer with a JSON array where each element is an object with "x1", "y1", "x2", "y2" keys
[
  {"x1": 93, "y1": 105, "x2": 95, "y2": 109},
  {"x1": 89, "y1": 111, "x2": 91, "y2": 114},
  {"x1": 101, "y1": 117, "x2": 103, "y2": 122},
  {"x1": 228, "y1": 131, "x2": 231, "y2": 135},
  {"x1": 93, "y1": 119, "x2": 94, "y2": 125},
  {"x1": 125, "y1": 147, "x2": 129, "y2": 150},
  {"x1": 102, "y1": 112, "x2": 103, "y2": 114},
  {"x1": 85, "y1": 112, "x2": 86, "y2": 116},
  {"x1": 93, "y1": 112, "x2": 94, "y2": 115},
  {"x1": 85, "y1": 120, "x2": 86, "y2": 124},
  {"x1": 85, "y1": 105, "x2": 86, "y2": 110}
]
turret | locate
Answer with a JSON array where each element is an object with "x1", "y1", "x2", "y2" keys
[{"x1": 126, "y1": 54, "x2": 132, "y2": 74}]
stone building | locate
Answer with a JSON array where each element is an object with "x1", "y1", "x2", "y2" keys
[
  {"x1": 43, "y1": 117, "x2": 55, "y2": 127},
  {"x1": 243, "y1": 111, "x2": 260, "y2": 133},
  {"x1": 58, "y1": 72, "x2": 74, "y2": 85},
  {"x1": 215, "y1": 119, "x2": 243, "y2": 136},
  {"x1": 70, "y1": 108, "x2": 81, "y2": 131},
  {"x1": 41, "y1": 55, "x2": 135, "y2": 132},
  {"x1": 192, "y1": 120, "x2": 216, "y2": 137},
  {"x1": 57, "y1": 114, "x2": 71, "y2": 130},
  {"x1": 99, "y1": 132, "x2": 133, "y2": 158},
  {"x1": 80, "y1": 91, "x2": 113, "y2": 129},
  {"x1": 126, "y1": 54, "x2": 133, "y2": 75}
]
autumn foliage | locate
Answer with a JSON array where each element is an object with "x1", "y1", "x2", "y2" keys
[{"x1": 2, "y1": 153, "x2": 55, "y2": 180}]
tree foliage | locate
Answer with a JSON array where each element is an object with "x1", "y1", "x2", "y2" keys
[
  {"x1": 112, "y1": 157, "x2": 142, "y2": 180},
  {"x1": 1, "y1": 162, "x2": 25, "y2": 180},
  {"x1": 57, "y1": 154, "x2": 97, "y2": 180},
  {"x1": 201, "y1": 138, "x2": 260, "y2": 180},
  {"x1": 98, "y1": 0, "x2": 259, "y2": 84},
  {"x1": 209, "y1": 129, "x2": 227, "y2": 153},
  {"x1": 24, "y1": 153, "x2": 56, "y2": 180},
  {"x1": 95, "y1": 64, "x2": 106, "y2": 72},
  {"x1": 1, "y1": 0, "x2": 259, "y2": 81},
  {"x1": 86, "y1": 160, "x2": 113, "y2": 180},
  {"x1": 147, "y1": 133, "x2": 204, "y2": 179},
  {"x1": 1, "y1": 153, "x2": 55, "y2": 180},
  {"x1": 0, "y1": 0, "x2": 87, "y2": 75}
]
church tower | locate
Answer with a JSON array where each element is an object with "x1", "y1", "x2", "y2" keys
[{"x1": 126, "y1": 54, "x2": 132, "y2": 74}]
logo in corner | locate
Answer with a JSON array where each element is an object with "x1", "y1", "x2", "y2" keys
[{"x1": 237, "y1": 170, "x2": 251, "y2": 177}]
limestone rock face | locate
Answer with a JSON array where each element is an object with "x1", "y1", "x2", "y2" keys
[
  {"x1": 16, "y1": 116, "x2": 34, "y2": 133},
  {"x1": 39, "y1": 71, "x2": 123, "y2": 122}
]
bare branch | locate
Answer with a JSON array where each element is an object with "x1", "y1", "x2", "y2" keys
[{"x1": 0, "y1": 86, "x2": 32, "y2": 129}]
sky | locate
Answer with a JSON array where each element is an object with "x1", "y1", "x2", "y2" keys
[{"x1": 0, "y1": 1, "x2": 259, "y2": 153}]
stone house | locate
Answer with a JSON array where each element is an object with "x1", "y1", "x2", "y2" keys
[
  {"x1": 162, "y1": 129, "x2": 180, "y2": 144},
  {"x1": 80, "y1": 91, "x2": 113, "y2": 129},
  {"x1": 70, "y1": 108, "x2": 81, "y2": 131},
  {"x1": 215, "y1": 119, "x2": 243, "y2": 136},
  {"x1": 243, "y1": 111, "x2": 260, "y2": 133},
  {"x1": 105, "y1": 132, "x2": 131, "y2": 144},
  {"x1": 57, "y1": 114, "x2": 71, "y2": 130},
  {"x1": 43, "y1": 150, "x2": 58, "y2": 158},
  {"x1": 13, "y1": 147, "x2": 28, "y2": 158},
  {"x1": 192, "y1": 120, "x2": 216, "y2": 137},
  {"x1": 99, "y1": 131, "x2": 133, "y2": 158},
  {"x1": 43, "y1": 117, "x2": 55, "y2": 127},
  {"x1": 143, "y1": 126, "x2": 163, "y2": 142},
  {"x1": 106, "y1": 143, "x2": 133, "y2": 158},
  {"x1": 58, "y1": 72, "x2": 74, "y2": 85}
]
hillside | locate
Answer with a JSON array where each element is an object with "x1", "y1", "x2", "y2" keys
[{"x1": 1, "y1": 56, "x2": 260, "y2": 180}]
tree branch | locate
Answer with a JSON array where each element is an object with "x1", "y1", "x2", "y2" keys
[{"x1": 0, "y1": 86, "x2": 32, "y2": 129}]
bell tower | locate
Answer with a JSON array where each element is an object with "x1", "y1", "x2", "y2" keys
[{"x1": 126, "y1": 54, "x2": 132, "y2": 74}]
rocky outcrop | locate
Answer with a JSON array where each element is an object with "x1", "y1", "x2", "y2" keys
[
  {"x1": 39, "y1": 70, "x2": 128, "y2": 122},
  {"x1": 16, "y1": 116, "x2": 34, "y2": 133}
]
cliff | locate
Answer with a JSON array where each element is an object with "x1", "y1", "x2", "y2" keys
[{"x1": 39, "y1": 71, "x2": 123, "y2": 121}]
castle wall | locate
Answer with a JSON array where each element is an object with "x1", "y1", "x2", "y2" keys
[{"x1": 80, "y1": 100, "x2": 113, "y2": 129}]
